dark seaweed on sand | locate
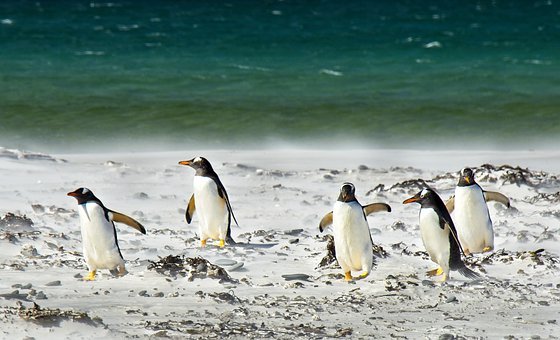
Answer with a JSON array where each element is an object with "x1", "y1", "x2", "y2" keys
[
  {"x1": 147, "y1": 255, "x2": 238, "y2": 283},
  {"x1": 2, "y1": 302, "x2": 104, "y2": 327},
  {"x1": 474, "y1": 164, "x2": 557, "y2": 187},
  {"x1": 0, "y1": 213, "x2": 34, "y2": 229},
  {"x1": 368, "y1": 179, "x2": 432, "y2": 195},
  {"x1": 435, "y1": 164, "x2": 559, "y2": 188},
  {"x1": 317, "y1": 235, "x2": 388, "y2": 269},
  {"x1": 0, "y1": 213, "x2": 39, "y2": 244},
  {"x1": 145, "y1": 318, "x2": 350, "y2": 338},
  {"x1": 527, "y1": 192, "x2": 560, "y2": 204},
  {"x1": 466, "y1": 248, "x2": 560, "y2": 269}
]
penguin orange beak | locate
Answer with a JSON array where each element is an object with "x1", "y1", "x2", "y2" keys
[
  {"x1": 465, "y1": 176, "x2": 471, "y2": 184},
  {"x1": 403, "y1": 196, "x2": 420, "y2": 204},
  {"x1": 67, "y1": 191, "x2": 79, "y2": 197},
  {"x1": 178, "y1": 160, "x2": 191, "y2": 166}
]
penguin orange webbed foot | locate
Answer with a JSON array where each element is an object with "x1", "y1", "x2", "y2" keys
[
  {"x1": 357, "y1": 272, "x2": 369, "y2": 280},
  {"x1": 426, "y1": 267, "x2": 444, "y2": 277},
  {"x1": 482, "y1": 246, "x2": 493, "y2": 253},
  {"x1": 463, "y1": 248, "x2": 471, "y2": 256},
  {"x1": 218, "y1": 239, "x2": 225, "y2": 248},
  {"x1": 200, "y1": 239, "x2": 207, "y2": 247},
  {"x1": 84, "y1": 270, "x2": 96, "y2": 281},
  {"x1": 344, "y1": 272, "x2": 352, "y2": 282}
]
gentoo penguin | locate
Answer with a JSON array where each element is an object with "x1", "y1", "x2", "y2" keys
[
  {"x1": 403, "y1": 188, "x2": 480, "y2": 282},
  {"x1": 67, "y1": 188, "x2": 146, "y2": 281},
  {"x1": 319, "y1": 182, "x2": 391, "y2": 281},
  {"x1": 445, "y1": 168, "x2": 510, "y2": 255},
  {"x1": 178, "y1": 157, "x2": 238, "y2": 248}
]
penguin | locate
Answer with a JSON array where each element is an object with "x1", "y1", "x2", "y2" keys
[
  {"x1": 445, "y1": 167, "x2": 510, "y2": 255},
  {"x1": 67, "y1": 187, "x2": 146, "y2": 281},
  {"x1": 178, "y1": 156, "x2": 238, "y2": 248},
  {"x1": 318, "y1": 182, "x2": 391, "y2": 282},
  {"x1": 403, "y1": 188, "x2": 480, "y2": 282}
]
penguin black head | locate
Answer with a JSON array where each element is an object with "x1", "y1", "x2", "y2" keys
[
  {"x1": 403, "y1": 188, "x2": 438, "y2": 207},
  {"x1": 458, "y1": 167, "x2": 475, "y2": 186},
  {"x1": 178, "y1": 156, "x2": 214, "y2": 176},
  {"x1": 67, "y1": 187, "x2": 98, "y2": 205},
  {"x1": 337, "y1": 182, "x2": 357, "y2": 203}
]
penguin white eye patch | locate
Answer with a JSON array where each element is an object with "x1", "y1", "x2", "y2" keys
[{"x1": 342, "y1": 182, "x2": 355, "y2": 190}]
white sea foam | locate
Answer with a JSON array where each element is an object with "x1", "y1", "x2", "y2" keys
[
  {"x1": 1, "y1": 19, "x2": 13, "y2": 25},
  {"x1": 75, "y1": 51, "x2": 105, "y2": 56},
  {"x1": 319, "y1": 69, "x2": 343, "y2": 76},
  {"x1": 89, "y1": 2, "x2": 120, "y2": 8},
  {"x1": 525, "y1": 59, "x2": 551, "y2": 65},
  {"x1": 117, "y1": 24, "x2": 140, "y2": 31},
  {"x1": 232, "y1": 64, "x2": 271, "y2": 72},
  {"x1": 423, "y1": 41, "x2": 442, "y2": 48}
]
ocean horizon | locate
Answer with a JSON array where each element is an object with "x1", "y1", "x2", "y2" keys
[{"x1": 1, "y1": 1, "x2": 559, "y2": 152}]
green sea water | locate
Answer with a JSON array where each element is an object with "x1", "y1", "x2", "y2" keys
[{"x1": 1, "y1": 1, "x2": 559, "y2": 151}]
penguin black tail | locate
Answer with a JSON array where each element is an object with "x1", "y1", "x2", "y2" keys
[{"x1": 457, "y1": 265, "x2": 481, "y2": 280}]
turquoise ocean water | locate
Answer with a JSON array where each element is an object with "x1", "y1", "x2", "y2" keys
[{"x1": 1, "y1": 1, "x2": 559, "y2": 151}]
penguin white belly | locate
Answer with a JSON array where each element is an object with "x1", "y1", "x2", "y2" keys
[
  {"x1": 333, "y1": 201, "x2": 373, "y2": 273},
  {"x1": 419, "y1": 208, "x2": 450, "y2": 272},
  {"x1": 78, "y1": 203, "x2": 124, "y2": 271},
  {"x1": 193, "y1": 176, "x2": 227, "y2": 240},
  {"x1": 454, "y1": 186, "x2": 493, "y2": 253}
]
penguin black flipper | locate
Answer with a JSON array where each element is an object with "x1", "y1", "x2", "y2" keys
[
  {"x1": 215, "y1": 183, "x2": 238, "y2": 244},
  {"x1": 433, "y1": 199, "x2": 466, "y2": 254},
  {"x1": 484, "y1": 191, "x2": 510, "y2": 208},
  {"x1": 108, "y1": 210, "x2": 147, "y2": 234},
  {"x1": 436, "y1": 200, "x2": 481, "y2": 280},
  {"x1": 186, "y1": 194, "x2": 196, "y2": 224},
  {"x1": 445, "y1": 195, "x2": 455, "y2": 213},
  {"x1": 111, "y1": 221, "x2": 125, "y2": 261},
  {"x1": 216, "y1": 180, "x2": 240, "y2": 227},
  {"x1": 224, "y1": 207, "x2": 237, "y2": 245},
  {"x1": 319, "y1": 211, "x2": 333, "y2": 233},
  {"x1": 362, "y1": 203, "x2": 391, "y2": 216}
]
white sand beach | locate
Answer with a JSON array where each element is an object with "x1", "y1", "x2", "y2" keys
[{"x1": 1, "y1": 147, "x2": 559, "y2": 339}]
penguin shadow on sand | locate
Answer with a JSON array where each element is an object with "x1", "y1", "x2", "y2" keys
[
  {"x1": 178, "y1": 156, "x2": 278, "y2": 250},
  {"x1": 68, "y1": 187, "x2": 147, "y2": 281},
  {"x1": 318, "y1": 182, "x2": 391, "y2": 282}
]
